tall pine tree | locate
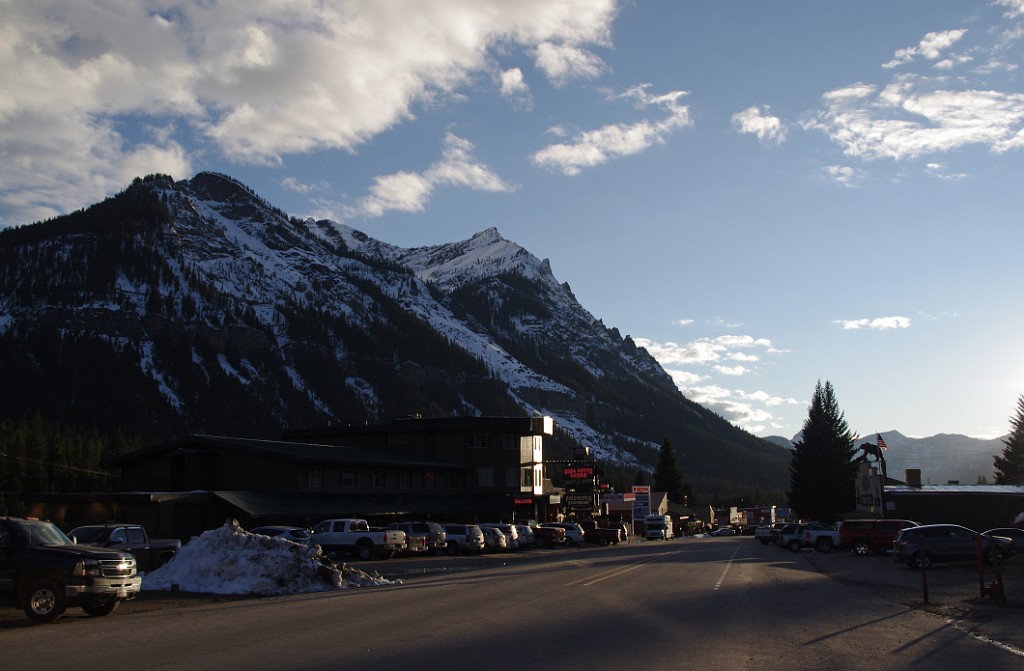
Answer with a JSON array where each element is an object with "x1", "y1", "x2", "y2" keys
[
  {"x1": 787, "y1": 381, "x2": 858, "y2": 522},
  {"x1": 653, "y1": 438, "x2": 685, "y2": 504},
  {"x1": 994, "y1": 394, "x2": 1024, "y2": 485}
]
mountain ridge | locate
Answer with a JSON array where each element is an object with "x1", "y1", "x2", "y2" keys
[{"x1": 0, "y1": 172, "x2": 789, "y2": 499}]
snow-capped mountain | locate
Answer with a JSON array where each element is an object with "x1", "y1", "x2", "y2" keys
[{"x1": 0, "y1": 172, "x2": 790, "y2": 496}]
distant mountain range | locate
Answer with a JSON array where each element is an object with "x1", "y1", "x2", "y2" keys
[
  {"x1": 765, "y1": 431, "x2": 1008, "y2": 485},
  {"x1": 0, "y1": 172, "x2": 791, "y2": 500}
]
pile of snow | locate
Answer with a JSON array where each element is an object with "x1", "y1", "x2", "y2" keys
[{"x1": 142, "y1": 523, "x2": 400, "y2": 595}]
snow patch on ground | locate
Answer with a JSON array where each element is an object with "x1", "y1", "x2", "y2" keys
[{"x1": 142, "y1": 523, "x2": 401, "y2": 595}]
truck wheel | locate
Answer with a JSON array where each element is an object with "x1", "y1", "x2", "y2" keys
[
  {"x1": 23, "y1": 580, "x2": 66, "y2": 623},
  {"x1": 598, "y1": 536, "x2": 611, "y2": 547},
  {"x1": 356, "y1": 542, "x2": 375, "y2": 561},
  {"x1": 815, "y1": 538, "x2": 833, "y2": 553},
  {"x1": 852, "y1": 540, "x2": 870, "y2": 556},
  {"x1": 986, "y1": 548, "x2": 1006, "y2": 565},
  {"x1": 82, "y1": 600, "x2": 120, "y2": 617}
]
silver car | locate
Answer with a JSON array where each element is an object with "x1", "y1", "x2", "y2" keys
[{"x1": 443, "y1": 523, "x2": 486, "y2": 555}]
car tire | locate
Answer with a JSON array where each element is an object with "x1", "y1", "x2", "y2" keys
[
  {"x1": 909, "y1": 551, "x2": 931, "y2": 569},
  {"x1": 446, "y1": 542, "x2": 460, "y2": 556},
  {"x1": 759, "y1": 538, "x2": 769, "y2": 545},
  {"x1": 788, "y1": 539, "x2": 801, "y2": 552},
  {"x1": 23, "y1": 580, "x2": 66, "y2": 623},
  {"x1": 986, "y1": 547, "x2": 1006, "y2": 565},
  {"x1": 852, "y1": 540, "x2": 871, "y2": 556},
  {"x1": 356, "y1": 541, "x2": 375, "y2": 561},
  {"x1": 598, "y1": 536, "x2": 610, "y2": 547},
  {"x1": 82, "y1": 599, "x2": 120, "y2": 617}
]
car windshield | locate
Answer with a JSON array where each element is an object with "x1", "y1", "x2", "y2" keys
[
  {"x1": 68, "y1": 527, "x2": 110, "y2": 543},
  {"x1": 15, "y1": 520, "x2": 73, "y2": 547}
]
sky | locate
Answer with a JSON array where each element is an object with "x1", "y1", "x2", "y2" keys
[{"x1": 3, "y1": 1, "x2": 1024, "y2": 441}]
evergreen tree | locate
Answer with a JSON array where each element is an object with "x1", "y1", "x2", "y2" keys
[
  {"x1": 653, "y1": 438, "x2": 685, "y2": 504},
  {"x1": 994, "y1": 394, "x2": 1024, "y2": 485},
  {"x1": 787, "y1": 381, "x2": 858, "y2": 522}
]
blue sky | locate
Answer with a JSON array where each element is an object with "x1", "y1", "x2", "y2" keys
[{"x1": 3, "y1": 1, "x2": 1024, "y2": 440}]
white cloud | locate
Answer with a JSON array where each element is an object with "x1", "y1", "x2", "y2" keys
[
  {"x1": 355, "y1": 132, "x2": 514, "y2": 217},
  {"x1": 823, "y1": 164, "x2": 864, "y2": 187},
  {"x1": 732, "y1": 105, "x2": 787, "y2": 144},
  {"x1": 833, "y1": 316, "x2": 912, "y2": 330},
  {"x1": 534, "y1": 42, "x2": 609, "y2": 86},
  {"x1": 0, "y1": 0, "x2": 616, "y2": 226},
  {"x1": 673, "y1": 318, "x2": 695, "y2": 327},
  {"x1": 499, "y1": 68, "x2": 532, "y2": 110},
  {"x1": 803, "y1": 75, "x2": 1024, "y2": 161},
  {"x1": 532, "y1": 86, "x2": 692, "y2": 175},
  {"x1": 883, "y1": 29, "x2": 968, "y2": 69}
]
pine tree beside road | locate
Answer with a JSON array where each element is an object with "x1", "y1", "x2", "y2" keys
[{"x1": 994, "y1": 394, "x2": 1024, "y2": 485}]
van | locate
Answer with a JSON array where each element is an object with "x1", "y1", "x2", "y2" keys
[{"x1": 644, "y1": 514, "x2": 674, "y2": 540}]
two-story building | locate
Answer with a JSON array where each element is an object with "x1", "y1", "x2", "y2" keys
[{"x1": 23, "y1": 415, "x2": 556, "y2": 541}]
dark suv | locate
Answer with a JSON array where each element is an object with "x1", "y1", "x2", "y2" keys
[
  {"x1": 892, "y1": 524, "x2": 1013, "y2": 569},
  {"x1": 839, "y1": 518, "x2": 919, "y2": 556}
]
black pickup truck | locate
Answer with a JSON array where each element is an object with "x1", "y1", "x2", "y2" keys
[
  {"x1": 0, "y1": 517, "x2": 142, "y2": 622},
  {"x1": 69, "y1": 524, "x2": 180, "y2": 572}
]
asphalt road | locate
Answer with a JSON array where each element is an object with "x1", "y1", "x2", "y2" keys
[{"x1": 3, "y1": 537, "x2": 1023, "y2": 670}]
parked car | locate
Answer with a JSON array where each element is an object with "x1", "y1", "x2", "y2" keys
[
  {"x1": 801, "y1": 523, "x2": 840, "y2": 552},
  {"x1": 776, "y1": 523, "x2": 807, "y2": 551},
  {"x1": 1, "y1": 517, "x2": 141, "y2": 622},
  {"x1": 530, "y1": 524, "x2": 567, "y2": 548},
  {"x1": 480, "y1": 526, "x2": 507, "y2": 552},
  {"x1": 68, "y1": 524, "x2": 181, "y2": 571},
  {"x1": 893, "y1": 524, "x2": 1014, "y2": 569},
  {"x1": 539, "y1": 522, "x2": 586, "y2": 547},
  {"x1": 838, "y1": 519, "x2": 920, "y2": 556},
  {"x1": 479, "y1": 523, "x2": 519, "y2": 550},
  {"x1": 443, "y1": 524, "x2": 486, "y2": 555},
  {"x1": 248, "y1": 526, "x2": 314, "y2": 547},
  {"x1": 515, "y1": 524, "x2": 536, "y2": 548},
  {"x1": 982, "y1": 528, "x2": 1024, "y2": 554},
  {"x1": 711, "y1": 527, "x2": 736, "y2": 537},
  {"x1": 387, "y1": 521, "x2": 447, "y2": 555},
  {"x1": 578, "y1": 519, "x2": 623, "y2": 545}
]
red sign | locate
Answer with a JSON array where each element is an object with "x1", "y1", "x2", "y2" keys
[
  {"x1": 514, "y1": 497, "x2": 534, "y2": 505},
  {"x1": 562, "y1": 466, "x2": 595, "y2": 479}
]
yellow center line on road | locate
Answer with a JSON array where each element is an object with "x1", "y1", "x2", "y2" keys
[{"x1": 566, "y1": 551, "x2": 682, "y2": 587}]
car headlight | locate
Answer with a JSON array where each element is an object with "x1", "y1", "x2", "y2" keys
[{"x1": 75, "y1": 559, "x2": 103, "y2": 577}]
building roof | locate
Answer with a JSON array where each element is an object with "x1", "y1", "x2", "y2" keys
[
  {"x1": 282, "y1": 415, "x2": 554, "y2": 441},
  {"x1": 211, "y1": 490, "x2": 499, "y2": 518},
  {"x1": 886, "y1": 484, "x2": 1024, "y2": 495},
  {"x1": 103, "y1": 434, "x2": 465, "y2": 470}
]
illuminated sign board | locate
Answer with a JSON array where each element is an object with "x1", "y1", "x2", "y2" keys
[{"x1": 562, "y1": 466, "x2": 595, "y2": 479}]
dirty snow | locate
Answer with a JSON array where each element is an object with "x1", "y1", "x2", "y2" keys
[{"x1": 141, "y1": 523, "x2": 400, "y2": 595}]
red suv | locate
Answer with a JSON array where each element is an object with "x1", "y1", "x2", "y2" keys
[{"x1": 839, "y1": 518, "x2": 919, "y2": 556}]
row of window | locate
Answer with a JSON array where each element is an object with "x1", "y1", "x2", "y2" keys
[{"x1": 306, "y1": 466, "x2": 534, "y2": 490}]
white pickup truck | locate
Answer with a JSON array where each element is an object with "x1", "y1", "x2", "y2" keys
[
  {"x1": 310, "y1": 519, "x2": 406, "y2": 560},
  {"x1": 801, "y1": 523, "x2": 840, "y2": 553}
]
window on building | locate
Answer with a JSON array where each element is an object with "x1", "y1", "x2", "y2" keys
[
  {"x1": 340, "y1": 469, "x2": 355, "y2": 488},
  {"x1": 371, "y1": 469, "x2": 384, "y2": 488},
  {"x1": 520, "y1": 467, "x2": 534, "y2": 489},
  {"x1": 469, "y1": 433, "x2": 492, "y2": 448},
  {"x1": 446, "y1": 472, "x2": 459, "y2": 490},
  {"x1": 505, "y1": 467, "x2": 519, "y2": 487},
  {"x1": 477, "y1": 467, "x2": 495, "y2": 487},
  {"x1": 501, "y1": 434, "x2": 516, "y2": 449},
  {"x1": 400, "y1": 471, "x2": 412, "y2": 489},
  {"x1": 424, "y1": 471, "x2": 436, "y2": 489},
  {"x1": 308, "y1": 466, "x2": 323, "y2": 488}
]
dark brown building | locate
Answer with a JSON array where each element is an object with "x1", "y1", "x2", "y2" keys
[{"x1": 24, "y1": 416, "x2": 556, "y2": 541}]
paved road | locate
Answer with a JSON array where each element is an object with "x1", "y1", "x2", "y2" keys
[{"x1": 2, "y1": 537, "x2": 1022, "y2": 670}]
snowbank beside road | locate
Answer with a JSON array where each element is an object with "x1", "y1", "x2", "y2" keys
[{"x1": 142, "y1": 523, "x2": 400, "y2": 595}]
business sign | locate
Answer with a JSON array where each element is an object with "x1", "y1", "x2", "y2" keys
[
  {"x1": 562, "y1": 466, "x2": 595, "y2": 479},
  {"x1": 565, "y1": 493, "x2": 594, "y2": 510},
  {"x1": 601, "y1": 493, "x2": 636, "y2": 502},
  {"x1": 631, "y1": 485, "x2": 651, "y2": 521}
]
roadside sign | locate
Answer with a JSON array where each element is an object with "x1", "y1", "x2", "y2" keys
[{"x1": 632, "y1": 486, "x2": 650, "y2": 521}]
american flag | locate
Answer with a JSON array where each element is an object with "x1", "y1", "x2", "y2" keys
[{"x1": 876, "y1": 434, "x2": 888, "y2": 451}]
